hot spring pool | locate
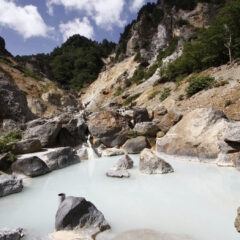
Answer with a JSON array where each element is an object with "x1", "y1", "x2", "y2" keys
[{"x1": 0, "y1": 154, "x2": 239, "y2": 240}]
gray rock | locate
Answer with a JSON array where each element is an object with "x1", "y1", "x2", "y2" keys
[
  {"x1": 0, "y1": 175, "x2": 23, "y2": 197},
  {"x1": 0, "y1": 153, "x2": 11, "y2": 172},
  {"x1": 2, "y1": 119, "x2": 18, "y2": 133},
  {"x1": 106, "y1": 155, "x2": 133, "y2": 178},
  {"x1": 11, "y1": 156, "x2": 50, "y2": 177},
  {"x1": 224, "y1": 123, "x2": 240, "y2": 143},
  {"x1": 106, "y1": 169, "x2": 130, "y2": 178},
  {"x1": 7, "y1": 138, "x2": 42, "y2": 155},
  {"x1": 115, "y1": 154, "x2": 134, "y2": 170},
  {"x1": 26, "y1": 119, "x2": 46, "y2": 129},
  {"x1": 0, "y1": 73, "x2": 35, "y2": 123},
  {"x1": 134, "y1": 122, "x2": 159, "y2": 137},
  {"x1": 23, "y1": 120, "x2": 61, "y2": 147},
  {"x1": 55, "y1": 195, "x2": 110, "y2": 232},
  {"x1": 235, "y1": 207, "x2": 240, "y2": 232},
  {"x1": 133, "y1": 108, "x2": 150, "y2": 124},
  {"x1": 0, "y1": 228, "x2": 24, "y2": 240},
  {"x1": 123, "y1": 136, "x2": 149, "y2": 154},
  {"x1": 139, "y1": 149, "x2": 174, "y2": 174},
  {"x1": 43, "y1": 147, "x2": 80, "y2": 171},
  {"x1": 77, "y1": 147, "x2": 88, "y2": 160}
]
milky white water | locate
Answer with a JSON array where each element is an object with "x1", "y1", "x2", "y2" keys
[{"x1": 0, "y1": 154, "x2": 240, "y2": 240}]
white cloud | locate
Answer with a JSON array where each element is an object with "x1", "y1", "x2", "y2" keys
[
  {"x1": 130, "y1": 0, "x2": 146, "y2": 12},
  {"x1": 59, "y1": 17, "x2": 94, "y2": 41},
  {"x1": 47, "y1": 0, "x2": 126, "y2": 29},
  {"x1": 0, "y1": 0, "x2": 53, "y2": 39}
]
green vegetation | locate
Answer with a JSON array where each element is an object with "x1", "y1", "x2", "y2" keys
[
  {"x1": 160, "y1": 87, "x2": 171, "y2": 101},
  {"x1": 23, "y1": 67, "x2": 43, "y2": 81},
  {"x1": 114, "y1": 87, "x2": 124, "y2": 97},
  {"x1": 0, "y1": 57, "x2": 13, "y2": 66},
  {"x1": 17, "y1": 35, "x2": 116, "y2": 90},
  {"x1": 127, "y1": 130, "x2": 139, "y2": 139},
  {"x1": 125, "y1": 64, "x2": 158, "y2": 87},
  {"x1": 157, "y1": 37, "x2": 179, "y2": 66},
  {"x1": 148, "y1": 90, "x2": 160, "y2": 100},
  {"x1": 162, "y1": 1, "x2": 240, "y2": 81},
  {"x1": 185, "y1": 75, "x2": 215, "y2": 97},
  {"x1": 0, "y1": 130, "x2": 22, "y2": 160},
  {"x1": 123, "y1": 93, "x2": 141, "y2": 106},
  {"x1": 224, "y1": 99, "x2": 235, "y2": 107},
  {"x1": 214, "y1": 79, "x2": 229, "y2": 87}
]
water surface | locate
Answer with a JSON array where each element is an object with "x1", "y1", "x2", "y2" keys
[{"x1": 0, "y1": 155, "x2": 239, "y2": 240}]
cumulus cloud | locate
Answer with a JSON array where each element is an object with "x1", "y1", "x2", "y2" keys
[
  {"x1": 59, "y1": 17, "x2": 94, "y2": 41},
  {"x1": 0, "y1": 0, "x2": 53, "y2": 39},
  {"x1": 130, "y1": 0, "x2": 146, "y2": 12},
  {"x1": 47, "y1": 0, "x2": 126, "y2": 29}
]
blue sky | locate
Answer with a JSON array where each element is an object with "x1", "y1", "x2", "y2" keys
[{"x1": 0, "y1": 0, "x2": 156, "y2": 56}]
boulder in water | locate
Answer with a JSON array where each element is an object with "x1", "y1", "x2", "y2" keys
[
  {"x1": 43, "y1": 147, "x2": 80, "y2": 171},
  {"x1": 55, "y1": 194, "x2": 110, "y2": 232},
  {"x1": 139, "y1": 149, "x2": 174, "y2": 174},
  {"x1": 0, "y1": 228, "x2": 24, "y2": 240},
  {"x1": 235, "y1": 207, "x2": 240, "y2": 232},
  {"x1": 11, "y1": 156, "x2": 50, "y2": 177},
  {"x1": 0, "y1": 174, "x2": 23, "y2": 197}
]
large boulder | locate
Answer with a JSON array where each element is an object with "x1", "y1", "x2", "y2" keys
[
  {"x1": 123, "y1": 136, "x2": 149, "y2": 154},
  {"x1": 0, "y1": 228, "x2": 24, "y2": 240},
  {"x1": 0, "y1": 174, "x2": 23, "y2": 197},
  {"x1": 133, "y1": 108, "x2": 150, "y2": 124},
  {"x1": 139, "y1": 149, "x2": 174, "y2": 174},
  {"x1": 157, "y1": 108, "x2": 232, "y2": 163},
  {"x1": 88, "y1": 111, "x2": 130, "y2": 148},
  {"x1": 55, "y1": 194, "x2": 110, "y2": 232},
  {"x1": 12, "y1": 156, "x2": 50, "y2": 177},
  {"x1": 57, "y1": 115, "x2": 88, "y2": 147},
  {"x1": 0, "y1": 72, "x2": 35, "y2": 123},
  {"x1": 7, "y1": 138, "x2": 42, "y2": 154},
  {"x1": 133, "y1": 122, "x2": 159, "y2": 137},
  {"x1": 43, "y1": 147, "x2": 80, "y2": 171},
  {"x1": 235, "y1": 207, "x2": 240, "y2": 232},
  {"x1": 23, "y1": 120, "x2": 61, "y2": 147}
]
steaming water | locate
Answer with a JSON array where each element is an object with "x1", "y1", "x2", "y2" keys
[{"x1": 0, "y1": 154, "x2": 240, "y2": 240}]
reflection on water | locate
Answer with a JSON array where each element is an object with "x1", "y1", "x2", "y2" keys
[{"x1": 0, "y1": 155, "x2": 239, "y2": 240}]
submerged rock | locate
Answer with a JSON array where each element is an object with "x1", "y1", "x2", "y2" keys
[
  {"x1": 43, "y1": 147, "x2": 80, "y2": 171},
  {"x1": 0, "y1": 174, "x2": 23, "y2": 197},
  {"x1": 11, "y1": 156, "x2": 50, "y2": 177},
  {"x1": 7, "y1": 138, "x2": 42, "y2": 155},
  {"x1": 106, "y1": 154, "x2": 133, "y2": 178},
  {"x1": 106, "y1": 169, "x2": 130, "y2": 178},
  {"x1": 0, "y1": 228, "x2": 24, "y2": 240},
  {"x1": 235, "y1": 207, "x2": 240, "y2": 232},
  {"x1": 55, "y1": 194, "x2": 110, "y2": 232},
  {"x1": 139, "y1": 149, "x2": 174, "y2": 174},
  {"x1": 123, "y1": 136, "x2": 149, "y2": 154}
]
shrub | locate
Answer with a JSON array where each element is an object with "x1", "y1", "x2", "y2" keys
[
  {"x1": 160, "y1": 87, "x2": 171, "y2": 101},
  {"x1": 214, "y1": 80, "x2": 229, "y2": 87},
  {"x1": 148, "y1": 90, "x2": 160, "y2": 100},
  {"x1": 23, "y1": 67, "x2": 43, "y2": 81},
  {"x1": 0, "y1": 130, "x2": 22, "y2": 154},
  {"x1": 114, "y1": 87, "x2": 124, "y2": 97},
  {"x1": 185, "y1": 75, "x2": 215, "y2": 97},
  {"x1": 144, "y1": 64, "x2": 158, "y2": 80},
  {"x1": 0, "y1": 57, "x2": 13, "y2": 66},
  {"x1": 127, "y1": 130, "x2": 138, "y2": 139},
  {"x1": 123, "y1": 93, "x2": 141, "y2": 106},
  {"x1": 224, "y1": 99, "x2": 235, "y2": 107}
]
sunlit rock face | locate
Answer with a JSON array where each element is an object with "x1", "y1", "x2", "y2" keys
[{"x1": 157, "y1": 108, "x2": 240, "y2": 167}]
